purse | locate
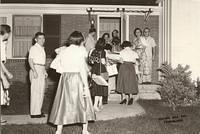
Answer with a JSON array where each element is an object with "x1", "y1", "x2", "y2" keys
[{"x1": 106, "y1": 64, "x2": 118, "y2": 77}]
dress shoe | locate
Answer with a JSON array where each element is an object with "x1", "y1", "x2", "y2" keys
[
  {"x1": 128, "y1": 98, "x2": 133, "y2": 105},
  {"x1": 30, "y1": 113, "x2": 45, "y2": 118},
  {"x1": 119, "y1": 99, "x2": 127, "y2": 104}
]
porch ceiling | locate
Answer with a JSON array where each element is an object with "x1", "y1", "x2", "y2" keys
[{"x1": 1, "y1": 0, "x2": 158, "y2": 6}]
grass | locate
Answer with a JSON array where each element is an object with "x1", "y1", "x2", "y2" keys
[
  {"x1": 2, "y1": 102, "x2": 200, "y2": 134},
  {"x1": 1, "y1": 81, "x2": 200, "y2": 134}
]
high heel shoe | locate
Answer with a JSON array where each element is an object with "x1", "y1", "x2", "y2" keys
[
  {"x1": 128, "y1": 98, "x2": 133, "y2": 105},
  {"x1": 119, "y1": 99, "x2": 127, "y2": 104}
]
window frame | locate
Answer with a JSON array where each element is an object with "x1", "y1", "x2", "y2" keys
[{"x1": 11, "y1": 14, "x2": 43, "y2": 59}]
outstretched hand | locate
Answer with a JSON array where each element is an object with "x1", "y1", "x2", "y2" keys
[
  {"x1": 7, "y1": 72, "x2": 13, "y2": 80},
  {"x1": 83, "y1": 87, "x2": 90, "y2": 98}
]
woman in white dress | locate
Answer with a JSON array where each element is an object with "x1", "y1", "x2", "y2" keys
[
  {"x1": 143, "y1": 27, "x2": 157, "y2": 83},
  {"x1": 49, "y1": 31, "x2": 95, "y2": 134}
]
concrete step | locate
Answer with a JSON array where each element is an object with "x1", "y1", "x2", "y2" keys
[
  {"x1": 108, "y1": 84, "x2": 161, "y2": 101},
  {"x1": 138, "y1": 84, "x2": 161, "y2": 100}
]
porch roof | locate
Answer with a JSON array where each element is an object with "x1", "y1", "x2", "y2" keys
[{"x1": 1, "y1": 0, "x2": 158, "y2": 6}]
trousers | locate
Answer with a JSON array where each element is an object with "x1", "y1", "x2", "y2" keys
[{"x1": 29, "y1": 65, "x2": 46, "y2": 115}]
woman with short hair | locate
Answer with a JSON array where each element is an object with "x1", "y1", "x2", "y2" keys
[
  {"x1": 133, "y1": 28, "x2": 148, "y2": 84},
  {"x1": 117, "y1": 41, "x2": 139, "y2": 105},
  {"x1": 49, "y1": 31, "x2": 95, "y2": 134}
]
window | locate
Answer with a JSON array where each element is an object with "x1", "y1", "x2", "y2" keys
[
  {"x1": 12, "y1": 15, "x2": 42, "y2": 58},
  {"x1": 0, "y1": 17, "x2": 7, "y2": 24}
]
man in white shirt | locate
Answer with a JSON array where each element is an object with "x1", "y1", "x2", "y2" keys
[
  {"x1": 28, "y1": 32, "x2": 47, "y2": 118},
  {"x1": 1, "y1": 24, "x2": 13, "y2": 124},
  {"x1": 143, "y1": 27, "x2": 157, "y2": 83},
  {"x1": 1, "y1": 39, "x2": 7, "y2": 63}
]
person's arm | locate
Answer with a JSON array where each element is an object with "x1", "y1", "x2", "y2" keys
[
  {"x1": 1, "y1": 62, "x2": 11, "y2": 89},
  {"x1": 152, "y1": 38, "x2": 157, "y2": 61},
  {"x1": 1, "y1": 62, "x2": 13, "y2": 79},
  {"x1": 79, "y1": 57, "x2": 90, "y2": 97},
  {"x1": 152, "y1": 47, "x2": 156, "y2": 61},
  {"x1": 101, "y1": 50, "x2": 108, "y2": 65},
  {"x1": 28, "y1": 58, "x2": 38, "y2": 79},
  {"x1": 28, "y1": 47, "x2": 38, "y2": 79}
]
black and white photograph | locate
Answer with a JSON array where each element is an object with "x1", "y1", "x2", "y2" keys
[{"x1": 0, "y1": 0, "x2": 200, "y2": 134}]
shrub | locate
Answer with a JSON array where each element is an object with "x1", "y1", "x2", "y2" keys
[{"x1": 157, "y1": 63, "x2": 200, "y2": 110}]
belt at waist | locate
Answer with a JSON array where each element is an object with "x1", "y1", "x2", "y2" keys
[
  {"x1": 123, "y1": 61, "x2": 135, "y2": 64},
  {"x1": 34, "y1": 63, "x2": 45, "y2": 66}
]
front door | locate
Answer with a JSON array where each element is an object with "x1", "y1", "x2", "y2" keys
[{"x1": 99, "y1": 17, "x2": 121, "y2": 41}]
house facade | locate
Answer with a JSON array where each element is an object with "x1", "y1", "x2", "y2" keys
[{"x1": 0, "y1": 0, "x2": 175, "y2": 84}]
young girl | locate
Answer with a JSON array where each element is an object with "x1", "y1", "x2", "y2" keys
[
  {"x1": 89, "y1": 38, "x2": 108, "y2": 111},
  {"x1": 49, "y1": 31, "x2": 95, "y2": 134},
  {"x1": 116, "y1": 41, "x2": 139, "y2": 105}
]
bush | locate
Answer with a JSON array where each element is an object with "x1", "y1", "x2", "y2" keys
[{"x1": 157, "y1": 63, "x2": 200, "y2": 110}]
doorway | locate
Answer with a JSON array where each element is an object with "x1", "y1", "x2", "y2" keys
[
  {"x1": 43, "y1": 14, "x2": 61, "y2": 58},
  {"x1": 99, "y1": 17, "x2": 121, "y2": 40}
]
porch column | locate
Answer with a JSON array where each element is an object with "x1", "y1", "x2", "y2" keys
[{"x1": 159, "y1": 0, "x2": 172, "y2": 64}]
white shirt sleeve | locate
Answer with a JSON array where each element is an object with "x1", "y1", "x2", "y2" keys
[{"x1": 28, "y1": 46, "x2": 37, "y2": 60}]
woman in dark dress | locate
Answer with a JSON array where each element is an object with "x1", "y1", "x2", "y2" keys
[
  {"x1": 89, "y1": 38, "x2": 108, "y2": 112},
  {"x1": 116, "y1": 41, "x2": 139, "y2": 105}
]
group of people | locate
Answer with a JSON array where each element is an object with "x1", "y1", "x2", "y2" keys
[
  {"x1": 133, "y1": 27, "x2": 157, "y2": 83},
  {"x1": 0, "y1": 24, "x2": 156, "y2": 134}
]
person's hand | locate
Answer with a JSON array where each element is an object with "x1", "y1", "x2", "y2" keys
[
  {"x1": 33, "y1": 71, "x2": 38, "y2": 79},
  {"x1": 6, "y1": 72, "x2": 13, "y2": 80},
  {"x1": 44, "y1": 71, "x2": 48, "y2": 78},
  {"x1": 88, "y1": 71, "x2": 92, "y2": 77},
  {"x1": 92, "y1": 74, "x2": 97, "y2": 78},
  {"x1": 119, "y1": 57, "x2": 123, "y2": 63},
  {"x1": 83, "y1": 87, "x2": 90, "y2": 98},
  {"x1": 2, "y1": 78, "x2": 10, "y2": 89}
]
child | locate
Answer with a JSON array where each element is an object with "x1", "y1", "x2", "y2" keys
[
  {"x1": 116, "y1": 41, "x2": 139, "y2": 105},
  {"x1": 89, "y1": 38, "x2": 108, "y2": 111}
]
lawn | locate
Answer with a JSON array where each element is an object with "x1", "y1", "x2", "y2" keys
[{"x1": 1, "y1": 81, "x2": 200, "y2": 134}]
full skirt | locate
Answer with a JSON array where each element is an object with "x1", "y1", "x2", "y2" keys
[
  {"x1": 49, "y1": 73, "x2": 95, "y2": 125},
  {"x1": 116, "y1": 62, "x2": 138, "y2": 94}
]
